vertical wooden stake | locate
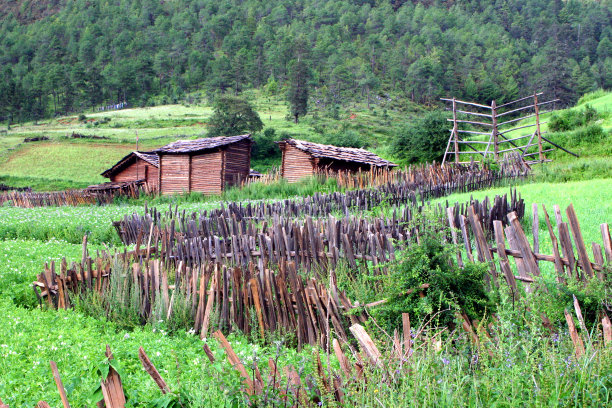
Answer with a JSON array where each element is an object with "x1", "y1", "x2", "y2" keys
[
  {"x1": 564, "y1": 309, "x2": 585, "y2": 359},
  {"x1": 534, "y1": 92, "x2": 544, "y2": 162},
  {"x1": 49, "y1": 361, "x2": 71, "y2": 408},
  {"x1": 402, "y1": 313, "x2": 411, "y2": 356},
  {"x1": 452, "y1": 98, "x2": 459, "y2": 164},
  {"x1": 491, "y1": 100, "x2": 499, "y2": 161}
]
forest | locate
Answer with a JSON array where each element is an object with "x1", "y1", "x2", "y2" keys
[{"x1": 0, "y1": 0, "x2": 611, "y2": 124}]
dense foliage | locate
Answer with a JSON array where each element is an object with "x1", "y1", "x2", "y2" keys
[
  {"x1": 1, "y1": 0, "x2": 611, "y2": 124},
  {"x1": 369, "y1": 223, "x2": 493, "y2": 331},
  {"x1": 391, "y1": 110, "x2": 448, "y2": 164},
  {"x1": 207, "y1": 95, "x2": 263, "y2": 136}
]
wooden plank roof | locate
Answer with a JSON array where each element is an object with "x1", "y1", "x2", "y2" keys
[
  {"x1": 278, "y1": 138, "x2": 397, "y2": 167},
  {"x1": 153, "y1": 134, "x2": 252, "y2": 154},
  {"x1": 101, "y1": 151, "x2": 159, "y2": 177}
]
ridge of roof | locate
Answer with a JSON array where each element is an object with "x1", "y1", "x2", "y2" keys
[
  {"x1": 153, "y1": 134, "x2": 252, "y2": 154},
  {"x1": 101, "y1": 151, "x2": 159, "y2": 178},
  {"x1": 279, "y1": 138, "x2": 397, "y2": 167}
]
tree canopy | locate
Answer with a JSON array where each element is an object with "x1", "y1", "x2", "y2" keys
[
  {"x1": 0, "y1": 0, "x2": 610, "y2": 123},
  {"x1": 208, "y1": 96, "x2": 263, "y2": 137}
]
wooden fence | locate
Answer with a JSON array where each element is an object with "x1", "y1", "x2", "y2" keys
[
  {"x1": 112, "y1": 191, "x2": 524, "y2": 275},
  {"x1": 449, "y1": 203, "x2": 611, "y2": 292},
  {"x1": 34, "y1": 198, "x2": 611, "y2": 350},
  {"x1": 0, "y1": 181, "x2": 144, "y2": 208}
]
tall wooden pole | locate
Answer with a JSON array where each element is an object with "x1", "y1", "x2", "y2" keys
[
  {"x1": 534, "y1": 92, "x2": 544, "y2": 162},
  {"x1": 491, "y1": 100, "x2": 498, "y2": 161},
  {"x1": 452, "y1": 98, "x2": 459, "y2": 164}
]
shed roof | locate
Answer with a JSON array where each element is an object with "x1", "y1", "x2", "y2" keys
[
  {"x1": 101, "y1": 151, "x2": 159, "y2": 178},
  {"x1": 153, "y1": 134, "x2": 252, "y2": 154},
  {"x1": 278, "y1": 139, "x2": 397, "y2": 167}
]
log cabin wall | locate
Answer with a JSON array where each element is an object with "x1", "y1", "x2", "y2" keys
[
  {"x1": 281, "y1": 144, "x2": 315, "y2": 183},
  {"x1": 223, "y1": 139, "x2": 252, "y2": 187},
  {"x1": 159, "y1": 154, "x2": 190, "y2": 195},
  {"x1": 190, "y1": 150, "x2": 223, "y2": 195},
  {"x1": 109, "y1": 159, "x2": 159, "y2": 190}
]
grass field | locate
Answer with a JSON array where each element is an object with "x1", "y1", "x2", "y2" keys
[{"x1": 0, "y1": 90, "x2": 415, "y2": 190}]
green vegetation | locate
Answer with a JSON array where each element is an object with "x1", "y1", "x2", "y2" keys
[
  {"x1": 207, "y1": 96, "x2": 263, "y2": 137},
  {"x1": 1, "y1": 0, "x2": 610, "y2": 126},
  {"x1": 0, "y1": 142, "x2": 135, "y2": 187},
  {"x1": 391, "y1": 110, "x2": 448, "y2": 165},
  {"x1": 367, "y1": 225, "x2": 493, "y2": 331},
  {"x1": 0, "y1": 2, "x2": 611, "y2": 403}
]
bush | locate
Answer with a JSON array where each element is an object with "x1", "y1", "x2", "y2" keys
[
  {"x1": 78, "y1": 114, "x2": 87, "y2": 121},
  {"x1": 324, "y1": 129, "x2": 368, "y2": 148},
  {"x1": 548, "y1": 105, "x2": 599, "y2": 132},
  {"x1": 252, "y1": 128, "x2": 281, "y2": 162},
  {"x1": 391, "y1": 110, "x2": 448, "y2": 164},
  {"x1": 370, "y1": 224, "x2": 493, "y2": 331}
]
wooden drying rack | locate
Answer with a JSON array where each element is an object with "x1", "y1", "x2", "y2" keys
[{"x1": 442, "y1": 92, "x2": 579, "y2": 165}]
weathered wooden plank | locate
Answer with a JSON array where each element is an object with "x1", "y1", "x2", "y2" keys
[
  {"x1": 601, "y1": 224, "x2": 612, "y2": 264},
  {"x1": 542, "y1": 205, "x2": 565, "y2": 283},
  {"x1": 213, "y1": 330, "x2": 254, "y2": 395},
  {"x1": 566, "y1": 204, "x2": 594, "y2": 279},
  {"x1": 49, "y1": 361, "x2": 71, "y2": 408},
  {"x1": 138, "y1": 347, "x2": 170, "y2": 394},
  {"x1": 564, "y1": 309, "x2": 585, "y2": 359},
  {"x1": 507, "y1": 212, "x2": 540, "y2": 276},
  {"x1": 349, "y1": 324, "x2": 382, "y2": 368},
  {"x1": 493, "y1": 221, "x2": 517, "y2": 292}
]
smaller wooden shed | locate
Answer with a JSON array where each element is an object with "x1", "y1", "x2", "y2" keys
[
  {"x1": 276, "y1": 138, "x2": 397, "y2": 182},
  {"x1": 101, "y1": 151, "x2": 159, "y2": 190},
  {"x1": 154, "y1": 134, "x2": 252, "y2": 195}
]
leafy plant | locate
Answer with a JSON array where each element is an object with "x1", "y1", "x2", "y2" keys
[{"x1": 370, "y1": 222, "x2": 493, "y2": 331}]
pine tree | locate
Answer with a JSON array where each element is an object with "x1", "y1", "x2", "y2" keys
[{"x1": 288, "y1": 57, "x2": 309, "y2": 123}]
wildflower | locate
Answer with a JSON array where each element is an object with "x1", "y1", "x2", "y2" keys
[
  {"x1": 442, "y1": 357, "x2": 450, "y2": 366},
  {"x1": 124, "y1": 333, "x2": 130, "y2": 339}
]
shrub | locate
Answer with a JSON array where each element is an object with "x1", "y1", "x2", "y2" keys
[
  {"x1": 548, "y1": 105, "x2": 599, "y2": 132},
  {"x1": 252, "y1": 128, "x2": 281, "y2": 162},
  {"x1": 391, "y1": 110, "x2": 448, "y2": 164},
  {"x1": 370, "y1": 223, "x2": 493, "y2": 331}
]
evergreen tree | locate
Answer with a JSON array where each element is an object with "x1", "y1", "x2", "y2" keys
[{"x1": 288, "y1": 57, "x2": 309, "y2": 123}]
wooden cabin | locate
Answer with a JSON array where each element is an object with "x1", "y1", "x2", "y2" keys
[
  {"x1": 276, "y1": 138, "x2": 397, "y2": 182},
  {"x1": 154, "y1": 134, "x2": 252, "y2": 195},
  {"x1": 101, "y1": 151, "x2": 159, "y2": 190}
]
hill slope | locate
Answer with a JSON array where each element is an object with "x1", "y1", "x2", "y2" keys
[{"x1": 1, "y1": 0, "x2": 611, "y2": 124}]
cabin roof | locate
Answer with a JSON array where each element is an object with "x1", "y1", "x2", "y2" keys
[
  {"x1": 153, "y1": 134, "x2": 252, "y2": 154},
  {"x1": 101, "y1": 151, "x2": 159, "y2": 178},
  {"x1": 278, "y1": 138, "x2": 397, "y2": 167}
]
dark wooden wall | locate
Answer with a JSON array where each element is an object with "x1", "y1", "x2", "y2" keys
[
  {"x1": 315, "y1": 158, "x2": 372, "y2": 173},
  {"x1": 280, "y1": 144, "x2": 315, "y2": 183},
  {"x1": 110, "y1": 159, "x2": 158, "y2": 190}
]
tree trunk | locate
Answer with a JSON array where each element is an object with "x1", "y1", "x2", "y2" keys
[{"x1": 294, "y1": 114, "x2": 299, "y2": 124}]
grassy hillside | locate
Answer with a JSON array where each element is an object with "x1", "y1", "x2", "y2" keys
[{"x1": 0, "y1": 91, "x2": 415, "y2": 190}]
